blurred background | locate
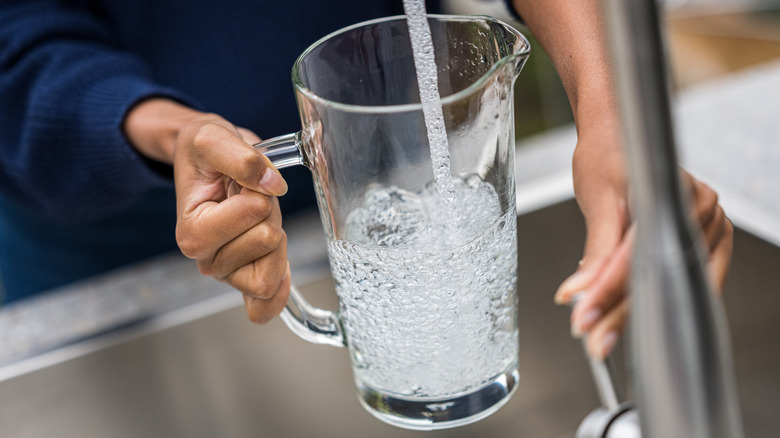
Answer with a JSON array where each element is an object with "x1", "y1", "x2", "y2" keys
[
  {"x1": 449, "y1": 0, "x2": 780, "y2": 138},
  {"x1": 1, "y1": 1, "x2": 779, "y2": 437}
]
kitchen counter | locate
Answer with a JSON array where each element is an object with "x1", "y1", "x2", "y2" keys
[
  {"x1": 0, "y1": 211, "x2": 329, "y2": 367},
  {"x1": 514, "y1": 58, "x2": 780, "y2": 248}
]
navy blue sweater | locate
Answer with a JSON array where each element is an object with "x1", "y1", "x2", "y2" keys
[{"x1": 0, "y1": 0, "x2": 409, "y2": 302}]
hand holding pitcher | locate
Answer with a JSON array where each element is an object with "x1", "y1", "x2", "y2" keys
[
  {"x1": 125, "y1": 101, "x2": 293, "y2": 324},
  {"x1": 131, "y1": 11, "x2": 531, "y2": 432}
]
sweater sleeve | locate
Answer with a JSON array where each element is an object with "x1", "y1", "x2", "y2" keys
[{"x1": 0, "y1": 1, "x2": 198, "y2": 223}]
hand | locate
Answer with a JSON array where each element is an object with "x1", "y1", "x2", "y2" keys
[
  {"x1": 124, "y1": 99, "x2": 291, "y2": 324},
  {"x1": 554, "y1": 130, "x2": 734, "y2": 359}
]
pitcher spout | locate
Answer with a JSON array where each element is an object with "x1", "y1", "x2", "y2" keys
[{"x1": 485, "y1": 16, "x2": 531, "y2": 79}]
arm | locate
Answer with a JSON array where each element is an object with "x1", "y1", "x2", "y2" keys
[
  {"x1": 512, "y1": 1, "x2": 733, "y2": 358},
  {"x1": 0, "y1": 1, "x2": 194, "y2": 221}
]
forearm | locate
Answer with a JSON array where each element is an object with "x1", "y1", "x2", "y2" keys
[{"x1": 512, "y1": 1, "x2": 618, "y2": 133}]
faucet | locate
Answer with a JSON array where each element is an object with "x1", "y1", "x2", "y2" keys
[
  {"x1": 575, "y1": 0, "x2": 745, "y2": 437},
  {"x1": 572, "y1": 293, "x2": 641, "y2": 438}
]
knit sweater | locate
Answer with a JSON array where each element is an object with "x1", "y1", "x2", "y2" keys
[{"x1": 0, "y1": 0, "x2": 406, "y2": 302}]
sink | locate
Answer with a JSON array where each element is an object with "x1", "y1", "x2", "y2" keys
[{"x1": 1, "y1": 199, "x2": 778, "y2": 437}]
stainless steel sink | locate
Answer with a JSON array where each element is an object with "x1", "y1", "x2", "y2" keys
[{"x1": 1, "y1": 199, "x2": 778, "y2": 437}]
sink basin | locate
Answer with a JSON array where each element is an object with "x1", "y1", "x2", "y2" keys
[{"x1": 1, "y1": 199, "x2": 778, "y2": 437}]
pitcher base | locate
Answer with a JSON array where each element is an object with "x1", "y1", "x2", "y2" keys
[{"x1": 356, "y1": 368, "x2": 519, "y2": 430}]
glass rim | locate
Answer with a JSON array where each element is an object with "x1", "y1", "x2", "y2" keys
[{"x1": 291, "y1": 14, "x2": 530, "y2": 114}]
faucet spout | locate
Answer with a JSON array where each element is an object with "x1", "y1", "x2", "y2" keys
[{"x1": 602, "y1": 1, "x2": 745, "y2": 437}]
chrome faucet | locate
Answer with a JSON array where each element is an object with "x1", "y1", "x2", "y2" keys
[
  {"x1": 572, "y1": 293, "x2": 641, "y2": 438},
  {"x1": 576, "y1": 0, "x2": 745, "y2": 437}
]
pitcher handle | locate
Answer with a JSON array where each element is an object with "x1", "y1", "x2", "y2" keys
[{"x1": 254, "y1": 133, "x2": 346, "y2": 348}]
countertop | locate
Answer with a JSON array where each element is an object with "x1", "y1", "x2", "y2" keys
[{"x1": 514, "y1": 58, "x2": 780, "y2": 247}]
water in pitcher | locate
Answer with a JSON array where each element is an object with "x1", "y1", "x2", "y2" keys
[
  {"x1": 329, "y1": 176, "x2": 519, "y2": 398},
  {"x1": 327, "y1": 0, "x2": 518, "y2": 400}
]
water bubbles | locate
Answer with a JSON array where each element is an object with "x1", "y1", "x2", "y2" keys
[
  {"x1": 328, "y1": 177, "x2": 518, "y2": 398},
  {"x1": 345, "y1": 186, "x2": 427, "y2": 246}
]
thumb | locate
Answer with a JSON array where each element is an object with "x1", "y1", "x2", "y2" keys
[
  {"x1": 181, "y1": 121, "x2": 288, "y2": 197},
  {"x1": 237, "y1": 126, "x2": 262, "y2": 145},
  {"x1": 555, "y1": 193, "x2": 629, "y2": 305}
]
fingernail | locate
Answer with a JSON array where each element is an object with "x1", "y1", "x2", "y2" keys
[
  {"x1": 554, "y1": 271, "x2": 588, "y2": 304},
  {"x1": 259, "y1": 167, "x2": 288, "y2": 196},
  {"x1": 596, "y1": 331, "x2": 619, "y2": 360},
  {"x1": 568, "y1": 290, "x2": 587, "y2": 306},
  {"x1": 572, "y1": 307, "x2": 601, "y2": 338}
]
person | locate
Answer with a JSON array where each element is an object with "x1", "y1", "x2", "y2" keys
[{"x1": 0, "y1": 0, "x2": 732, "y2": 360}]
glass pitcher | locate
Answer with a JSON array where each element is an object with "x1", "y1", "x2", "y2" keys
[{"x1": 255, "y1": 14, "x2": 530, "y2": 430}]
